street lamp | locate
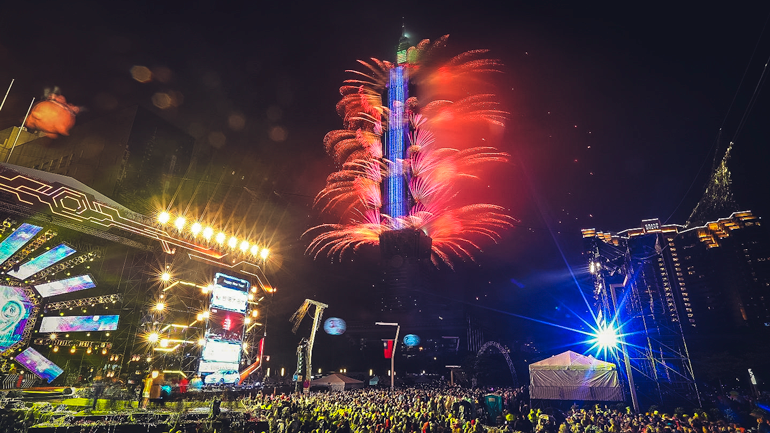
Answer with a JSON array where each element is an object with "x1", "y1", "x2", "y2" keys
[{"x1": 375, "y1": 321, "x2": 400, "y2": 390}]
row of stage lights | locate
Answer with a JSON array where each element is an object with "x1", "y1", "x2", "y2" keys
[{"x1": 157, "y1": 211, "x2": 270, "y2": 259}]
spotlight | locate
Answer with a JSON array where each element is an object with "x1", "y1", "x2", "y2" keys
[
  {"x1": 245, "y1": 317, "x2": 251, "y2": 324},
  {"x1": 198, "y1": 338, "x2": 205, "y2": 346},
  {"x1": 160, "y1": 339, "x2": 169, "y2": 348},
  {"x1": 191, "y1": 222, "x2": 202, "y2": 236},
  {"x1": 228, "y1": 236, "x2": 238, "y2": 249},
  {"x1": 250, "y1": 245, "x2": 260, "y2": 255},
  {"x1": 50, "y1": 333, "x2": 57, "y2": 340},
  {"x1": 102, "y1": 348, "x2": 107, "y2": 355},
  {"x1": 161, "y1": 272, "x2": 171, "y2": 282},
  {"x1": 53, "y1": 346, "x2": 59, "y2": 352},
  {"x1": 252, "y1": 310, "x2": 258, "y2": 318},
  {"x1": 239, "y1": 240, "x2": 250, "y2": 252},
  {"x1": 215, "y1": 232, "x2": 226, "y2": 244},
  {"x1": 260, "y1": 248, "x2": 269, "y2": 259},
  {"x1": 203, "y1": 227, "x2": 214, "y2": 241},
  {"x1": 155, "y1": 302, "x2": 165, "y2": 311},
  {"x1": 158, "y1": 212, "x2": 170, "y2": 224},
  {"x1": 147, "y1": 333, "x2": 160, "y2": 343},
  {"x1": 591, "y1": 322, "x2": 620, "y2": 352},
  {"x1": 174, "y1": 217, "x2": 186, "y2": 230}
]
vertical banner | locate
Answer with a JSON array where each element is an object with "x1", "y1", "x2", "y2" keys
[{"x1": 383, "y1": 339, "x2": 394, "y2": 359}]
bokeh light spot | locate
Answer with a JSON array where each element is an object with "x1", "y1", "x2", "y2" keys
[
  {"x1": 269, "y1": 126, "x2": 287, "y2": 142},
  {"x1": 130, "y1": 65, "x2": 152, "y2": 83}
]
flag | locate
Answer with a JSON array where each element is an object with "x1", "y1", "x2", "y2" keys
[{"x1": 383, "y1": 339, "x2": 394, "y2": 358}]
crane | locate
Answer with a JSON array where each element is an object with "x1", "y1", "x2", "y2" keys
[{"x1": 289, "y1": 299, "x2": 328, "y2": 390}]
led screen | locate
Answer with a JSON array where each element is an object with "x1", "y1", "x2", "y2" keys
[
  {"x1": 206, "y1": 309, "x2": 244, "y2": 342},
  {"x1": 199, "y1": 339, "x2": 241, "y2": 373},
  {"x1": 15, "y1": 347, "x2": 63, "y2": 383},
  {"x1": 210, "y1": 286, "x2": 248, "y2": 313},
  {"x1": 9, "y1": 244, "x2": 76, "y2": 280},
  {"x1": 39, "y1": 315, "x2": 119, "y2": 333},
  {"x1": 323, "y1": 317, "x2": 346, "y2": 335},
  {"x1": 214, "y1": 273, "x2": 250, "y2": 291},
  {"x1": 0, "y1": 223, "x2": 42, "y2": 266},
  {"x1": 35, "y1": 275, "x2": 96, "y2": 298},
  {"x1": 0, "y1": 286, "x2": 35, "y2": 352}
]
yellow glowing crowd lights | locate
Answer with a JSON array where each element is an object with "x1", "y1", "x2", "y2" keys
[
  {"x1": 158, "y1": 212, "x2": 170, "y2": 224},
  {"x1": 191, "y1": 222, "x2": 202, "y2": 236},
  {"x1": 148, "y1": 332, "x2": 160, "y2": 343}
]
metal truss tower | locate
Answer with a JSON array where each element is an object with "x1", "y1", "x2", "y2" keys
[{"x1": 584, "y1": 229, "x2": 702, "y2": 409}]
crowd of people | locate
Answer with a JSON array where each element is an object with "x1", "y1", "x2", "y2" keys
[{"x1": 222, "y1": 387, "x2": 770, "y2": 433}]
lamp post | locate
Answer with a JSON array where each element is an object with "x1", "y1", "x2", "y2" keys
[{"x1": 375, "y1": 322, "x2": 400, "y2": 390}]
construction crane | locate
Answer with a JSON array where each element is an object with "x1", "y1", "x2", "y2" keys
[{"x1": 289, "y1": 299, "x2": 328, "y2": 390}]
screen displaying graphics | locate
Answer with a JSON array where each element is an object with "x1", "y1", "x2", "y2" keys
[
  {"x1": 15, "y1": 347, "x2": 63, "y2": 383},
  {"x1": 200, "y1": 273, "x2": 249, "y2": 376},
  {"x1": 39, "y1": 315, "x2": 119, "y2": 333},
  {"x1": 34, "y1": 275, "x2": 96, "y2": 298},
  {"x1": 206, "y1": 309, "x2": 245, "y2": 342},
  {"x1": 0, "y1": 223, "x2": 42, "y2": 266},
  {"x1": 210, "y1": 286, "x2": 249, "y2": 313},
  {"x1": 9, "y1": 243, "x2": 76, "y2": 280},
  {"x1": 199, "y1": 339, "x2": 242, "y2": 373},
  {"x1": 0, "y1": 286, "x2": 35, "y2": 352},
  {"x1": 214, "y1": 273, "x2": 250, "y2": 292}
]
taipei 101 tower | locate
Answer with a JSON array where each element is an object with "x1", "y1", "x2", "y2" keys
[
  {"x1": 309, "y1": 27, "x2": 512, "y2": 339},
  {"x1": 378, "y1": 31, "x2": 433, "y2": 318}
]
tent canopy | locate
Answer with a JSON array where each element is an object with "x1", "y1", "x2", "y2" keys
[
  {"x1": 310, "y1": 373, "x2": 364, "y2": 391},
  {"x1": 529, "y1": 351, "x2": 623, "y2": 402}
]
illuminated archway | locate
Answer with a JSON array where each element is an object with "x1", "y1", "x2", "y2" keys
[{"x1": 475, "y1": 341, "x2": 518, "y2": 387}]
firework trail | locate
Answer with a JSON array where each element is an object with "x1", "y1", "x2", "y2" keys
[{"x1": 306, "y1": 35, "x2": 514, "y2": 268}]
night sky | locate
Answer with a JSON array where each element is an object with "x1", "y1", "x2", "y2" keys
[{"x1": 2, "y1": 1, "x2": 770, "y2": 369}]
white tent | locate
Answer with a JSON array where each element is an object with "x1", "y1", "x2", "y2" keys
[
  {"x1": 310, "y1": 373, "x2": 364, "y2": 391},
  {"x1": 529, "y1": 351, "x2": 623, "y2": 401}
]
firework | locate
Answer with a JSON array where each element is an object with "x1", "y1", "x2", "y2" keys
[{"x1": 307, "y1": 35, "x2": 514, "y2": 267}]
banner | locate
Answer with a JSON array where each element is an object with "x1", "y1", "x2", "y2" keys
[{"x1": 383, "y1": 339, "x2": 394, "y2": 359}]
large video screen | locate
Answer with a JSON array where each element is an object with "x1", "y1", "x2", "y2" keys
[
  {"x1": 0, "y1": 286, "x2": 35, "y2": 352},
  {"x1": 206, "y1": 309, "x2": 245, "y2": 342},
  {"x1": 9, "y1": 244, "x2": 77, "y2": 279},
  {"x1": 15, "y1": 347, "x2": 63, "y2": 383},
  {"x1": 199, "y1": 339, "x2": 241, "y2": 373},
  {"x1": 0, "y1": 223, "x2": 42, "y2": 266},
  {"x1": 199, "y1": 273, "x2": 249, "y2": 375},
  {"x1": 210, "y1": 286, "x2": 249, "y2": 313},
  {"x1": 39, "y1": 315, "x2": 119, "y2": 333},
  {"x1": 35, "y1": 275, "x2": 96, "y2": 298}
]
